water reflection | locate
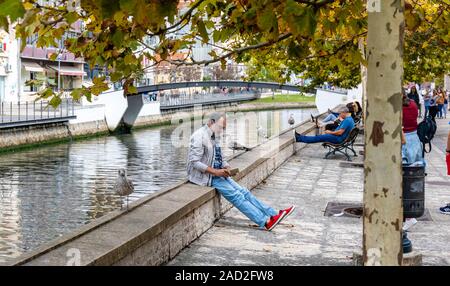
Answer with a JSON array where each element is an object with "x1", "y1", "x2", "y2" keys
[{"x1": 0, "y1": 108, "x2": 317, "y2": 263}]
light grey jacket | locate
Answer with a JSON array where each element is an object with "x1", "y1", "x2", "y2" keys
[{"x1": 187, "y1": 125, "x2": 230, "y2": 186}]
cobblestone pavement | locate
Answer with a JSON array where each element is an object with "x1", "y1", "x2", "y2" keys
[{"x1": 169, "y1": 120, "x2": 450, "y2": 266}]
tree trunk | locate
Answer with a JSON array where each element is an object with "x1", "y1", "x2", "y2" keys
[{"x1": 363, "y1": 0, "x2": 405, "y2": 266}]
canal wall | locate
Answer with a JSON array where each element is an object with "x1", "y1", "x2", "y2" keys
[
  {"x1": 8, "y1": 116, "x2": 321, "y2": 266},
  {"x1": 0, "y1": 101, "x2": 315, "y2": 151},
  {"x1": 0, "y1": 119, "x2": 110, "y2": 151},
  {"x1": 133, "y1": 101, "x2": 315, "y2": 128}
]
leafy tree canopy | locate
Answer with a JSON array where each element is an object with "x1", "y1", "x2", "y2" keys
[{"x1": 0, "y1": 0, "x2": 448, "y2": 105}]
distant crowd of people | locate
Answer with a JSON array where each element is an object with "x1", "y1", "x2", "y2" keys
[{"x1": 406, "y1": 86, "x2": 449, "y2": 121}]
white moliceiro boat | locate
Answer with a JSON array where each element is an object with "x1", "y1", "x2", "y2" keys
[{"x1": 315, "y1": 84, "x2": 363, "y2": 114}]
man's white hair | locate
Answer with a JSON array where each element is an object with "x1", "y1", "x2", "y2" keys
[{"x1": 207, "y1": 112, "x2": 226, "y2": 124}]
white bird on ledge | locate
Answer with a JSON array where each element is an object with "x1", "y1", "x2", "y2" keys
[{"x1": 114, "y1": 169, "x2": 134, "y2": 211}]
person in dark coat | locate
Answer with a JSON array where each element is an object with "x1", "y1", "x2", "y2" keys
[{"x1": 407, "y1": 86, "x2": 421, "y2": 118}]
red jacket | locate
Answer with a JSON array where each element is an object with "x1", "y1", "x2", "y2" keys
[{"x1": 403, "y1": 100, "x2": 418, "y2": 133}]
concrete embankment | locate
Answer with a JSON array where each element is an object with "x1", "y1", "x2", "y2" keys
[
  {"x1": 0, "y1": 101, "x2": 315, "y2": 151},
  {"x1": 133, "y1": 102, "x2": 315, "y2": 128},
  {"x1": 8, "y1": 114, "x2": 321, "y2": 266},
  {"x1": 0, "y1": 120, "x2": 109, "y2": 152}
]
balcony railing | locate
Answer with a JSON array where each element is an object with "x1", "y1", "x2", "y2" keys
[
  {"x1": 0, "y1": 99, "x2": 76, "y2": 128},
  {"x1": 21, "y1": 46, "x2": 83, "y2": 62}
]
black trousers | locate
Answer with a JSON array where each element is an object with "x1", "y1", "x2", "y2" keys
[{"x1": 429, "y1": 105, "x2": 438, "y2": 122}]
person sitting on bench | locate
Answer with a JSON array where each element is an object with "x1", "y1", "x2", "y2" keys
[
  {"x1": 295, "y1": 106, "x2": 355, "y2": 144},
  {"x1": 323, "y1": 114, "x2": 343, "y2": 131},
  {"x1": 318, "y1": 110, "x2": 340, "y2": 127},
  {"x1": 319, "y1": 103, "x2": 358, "y2": 128},
  {"x1": 354, "y1": 101, "x2": 362, "y2": 117}
]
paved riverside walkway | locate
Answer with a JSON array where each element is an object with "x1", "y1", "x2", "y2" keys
[{"x1": 169, "y1": 119, "x2": 450, "y2": 266}]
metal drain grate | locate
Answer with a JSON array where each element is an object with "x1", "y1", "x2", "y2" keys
[
  {"x1": 324, "y1": 202, "x2": 433, "y2": 221},
  {"x1": 324, "y1": 202, "x2": 363, "y2": 218}
]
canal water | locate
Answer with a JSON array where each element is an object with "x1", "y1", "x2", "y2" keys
[{"x1": 0, "y1": 108, "x2": 317, "y2": 263}]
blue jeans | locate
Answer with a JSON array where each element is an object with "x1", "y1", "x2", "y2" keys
[
  {"x1": 322, "y1": 114, "x2": 338, "y2": 124},
  {"x1": 438, "y1": 104, "x2": 444, "y2": 118},
  {"x1": 211, "y1": 176, "x2": 277, "y2": 227},
  {"x1": 402, "y1": 131, "x2": 424, "y2": 165},
  {"x1": 424, "y1": 105, "x2": 430, "y2": 118},
  {"x1": 295, "y1": 133, "x2": 342, "y2": 144}
]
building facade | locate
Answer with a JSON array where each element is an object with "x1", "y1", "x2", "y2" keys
[
  {"x1": 20, "y1": 21, "x2": 86, "y2": 101},
  {"x1": 0, "y1": 20, "x2": 87, "y2": 103},
  {"x1": 0, "y1": 27, "x2": 20, "y2": 102}
]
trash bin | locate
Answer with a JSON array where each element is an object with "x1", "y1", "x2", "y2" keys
[{"x1": 402, "y1": 165, "x2": 425, "y2": 218}]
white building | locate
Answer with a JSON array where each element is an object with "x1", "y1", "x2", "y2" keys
[
  {"x1": 0, "y1": 28, "x2": 20, "y2": 102},
  {"x1": 0, "y1": 21, "x2": 87, "y2": 103}
]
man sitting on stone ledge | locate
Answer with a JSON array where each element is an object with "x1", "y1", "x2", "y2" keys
[
  {"x1": 187, "y1": 112, "x2": 295, "y2": 231},
  {"x1": 295, "y1": 106, "x2": 355, "y2": 144}
]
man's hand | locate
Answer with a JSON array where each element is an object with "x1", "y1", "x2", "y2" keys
[
  {"x1": 324, "y1": 130, "x2": 331, "y2": 134},
  {"x1": 214, "y1": 169, "x2": 230, "y2": 177}
]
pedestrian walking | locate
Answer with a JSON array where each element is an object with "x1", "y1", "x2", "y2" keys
[
  {"x1": 408, "y1": 85, "x2": 421, "y2": 118},
  {"x1": 443, "y1": 91, "x2": 448, "y2": 119},
  {"x1": 436, "y1": 88, "x2": 445, "y2": 119},
  {"x1": 422, "y1": 89, "x2": 431, "y2": 118}
]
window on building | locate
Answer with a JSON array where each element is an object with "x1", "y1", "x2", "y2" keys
[
  {"x1": 61, "y1": 76, "x2": 75, "y2": 91},
  {"x1": 26, "y1": 34, "x2": 39, "y2": 45},
  {"x1": 30, "y1": 72, "x2": 38, "y2": 92}
]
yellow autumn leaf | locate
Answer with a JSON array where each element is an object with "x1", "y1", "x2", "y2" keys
[
  {"x1": 114, "y1": 11, "x2": 125, "y2": 25},
  {"x1": 23, "y1": 2, "x2": 34, "y2": 10}
]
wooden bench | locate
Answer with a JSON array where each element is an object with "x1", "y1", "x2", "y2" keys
[{"x1": 322, "y1": 127, "x2": 359, "y2": 161}]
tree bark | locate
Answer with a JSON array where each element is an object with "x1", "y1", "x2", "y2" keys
[{"x1": 363, "y1": 0, "x2": 405, "y2": 266}]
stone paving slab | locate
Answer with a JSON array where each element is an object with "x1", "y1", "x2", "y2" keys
[{"x1": 169, "y1": 119, "x2": 450, "y2": 266}]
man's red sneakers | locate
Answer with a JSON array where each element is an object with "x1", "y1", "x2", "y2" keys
[
  {"x1": 278, "y1": 205, "x2": 296, "y2": 220},
  {"x1": 265, "y1": 211, "x2": 286, "y2": 231},
  {"x1": 282, "y1": 206, "x2": 296, "y2": 219}
]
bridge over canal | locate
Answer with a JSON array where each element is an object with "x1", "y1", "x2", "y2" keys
[{"x1": 120, "y1": 80, "x2": 304, "y2": 131}]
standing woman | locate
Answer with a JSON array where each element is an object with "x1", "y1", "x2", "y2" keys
[
  {"x1": 428, "y1": 90, "x2": 439, "y2": 122},
  {"x1": 436, "y1": 88, "x2": 445, "y2": 119},
  {"x1": 442, "y1": 89, "x2": 448, "y2": 119},
  {"x1": 422, "y1": 89, "x2": 431, "y2": 118},
  {"x1": 408, "y1": 86, "x2": 421, "y2": 118},
  {"x1": 402, "y1": 92, "x2": 423, "y2": 165}
]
